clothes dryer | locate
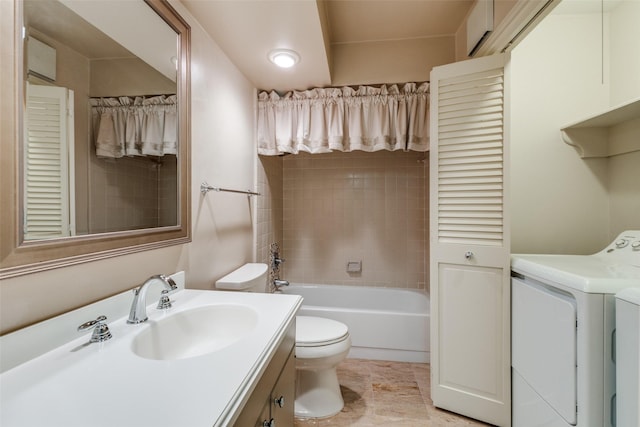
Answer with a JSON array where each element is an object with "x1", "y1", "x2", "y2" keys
[{"x1": 511, "y1": 231, "x2": 640, "y2": 427}]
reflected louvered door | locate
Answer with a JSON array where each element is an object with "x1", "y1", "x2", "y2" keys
[
  {"x1": 24, "y1": 83, "x2": 75, "y2": 240},
  {"x1": 429, "y1": 54, "x2": 511, "y2": 427}
]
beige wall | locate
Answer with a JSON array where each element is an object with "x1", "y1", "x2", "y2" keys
[
  {"x1": 255, "y1": 155, "x2": 284, "y2": 265},
  {"x1": 607, "y1": 1, "x2": 640, "y2": 238},
  {"x1": 276, "y1": 151, "x2": 429, "y2": 290},
  {"x1": 331, "y1": 37, "x2": 453, "y2": 86},
  {"x1": 0, "y1": 0, "x2": 257, "y2": 334},
  {"x1": 89, "y1": 57, "x2": 175, "y2": 97},
  {"x1": 510, "y1": 2, "x2": 640, "y2": 254},
  {"x1": 610, "y1": 1, "x2": 640, "y2": 106}
]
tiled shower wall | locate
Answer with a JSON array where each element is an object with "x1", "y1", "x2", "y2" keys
[
  {"x1": 257, "y1": 151, "x2": 429, "y2": 291},
  {"x1": 88, "y1": 154, "x2": 178, "y2": 234},
  {"x1": 256, "y1": 155, "x2": 284, "y2": 264}
]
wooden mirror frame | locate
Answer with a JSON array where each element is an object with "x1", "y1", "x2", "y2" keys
[{"x1": 0, "y1": 0, "x2": 191, "y2": 279}]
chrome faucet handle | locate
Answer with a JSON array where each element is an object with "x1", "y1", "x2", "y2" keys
[
  {"x1": 271, "y1": 254, "x2": 285, "y2": 271},
  {"x1": 157, "y1": 290, "x2": 172, "y2": 309},
  {"x1": 78, "y1": 315, "x2": 112, "y2": 343}
]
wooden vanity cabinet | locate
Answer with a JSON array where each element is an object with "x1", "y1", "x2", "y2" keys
[
  {"x1": 233, "y1": 321, "x2": 296, "y2": 427},
  {"x1": 268, "y1": 350, "x2": 295, "y2": 425}
]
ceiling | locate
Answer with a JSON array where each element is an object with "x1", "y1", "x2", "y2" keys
[{"x1": 181, "y1": 0, "x2": 474, "y2": 92}]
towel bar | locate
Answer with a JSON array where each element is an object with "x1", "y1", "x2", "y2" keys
[{"x1": 200, "y1": 181, "x2": 260, "y2": 196}]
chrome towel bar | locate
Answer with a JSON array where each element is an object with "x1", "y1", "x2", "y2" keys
[{"x1": 200, "y1": 181, "x2": 260, "y2": 196}]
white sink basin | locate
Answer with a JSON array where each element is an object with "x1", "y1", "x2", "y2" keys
[{"x1": 131, "y1": 304, "x2": 258, "y2": 360}]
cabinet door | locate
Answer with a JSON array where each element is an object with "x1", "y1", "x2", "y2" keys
[
  {"x1": 271, "y1": 350, "x2": 296, "y2": 426},
  {"x1": 255, "y1": 400, "x2": 272, "y2": 427},
  {"x1": 429, "y1": 53, "x2": 511, "y2": 426}
]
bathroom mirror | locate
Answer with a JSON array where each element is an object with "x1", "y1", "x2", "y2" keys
[{"x1": 0, "y1": 0, "x2": 191, "y2": 278}]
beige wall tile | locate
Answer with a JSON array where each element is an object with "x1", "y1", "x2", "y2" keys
[{"x1": 258, "y1": 151, "x2": 429, "y2": 290}]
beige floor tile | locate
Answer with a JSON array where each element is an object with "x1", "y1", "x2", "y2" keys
[{"x1": 294, "y1": 359, "x2": 491, "y2": 427}]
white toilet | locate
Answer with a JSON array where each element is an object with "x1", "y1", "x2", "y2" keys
[
  {"x1": 615, "y1": 288, "x2": 640, "y2": 427},
  {"x1": 216, "y1": 263, "x2": 351, "y2": 419}
]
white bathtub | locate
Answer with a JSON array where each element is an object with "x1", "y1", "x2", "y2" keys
[{"x1": 281, "y1": 284, "x2": 430, "y2": 363}]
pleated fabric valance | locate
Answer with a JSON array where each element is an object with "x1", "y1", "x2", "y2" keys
[
  {"x1": 257, "y1": 82, "x2": 429, "y2": 155},
  {"x1": 90, "y1": 95, "x2": 177, "y2": 158}
]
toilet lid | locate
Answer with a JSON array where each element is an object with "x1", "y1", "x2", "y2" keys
[{"x1": 296, "y1": 316, "x2": 349, "y2": 347}]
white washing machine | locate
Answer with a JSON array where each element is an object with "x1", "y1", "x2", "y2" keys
[
  {"x1": 511, "y1": 230, "x2": 640, "y2": 427},
  {"x1": 615, "y1": 287, "x2": 640, "y2": 427}
]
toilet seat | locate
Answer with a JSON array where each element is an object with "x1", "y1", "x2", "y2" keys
[{"x1": 296, "y1": 316, "x2": 349, "y2": 347}]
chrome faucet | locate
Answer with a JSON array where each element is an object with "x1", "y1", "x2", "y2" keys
[
  {"x1": 127, "y1": 274, "x2": 177, "y2": 324},
  {"x1": 273, "y1": 279, "x2": 289, "y2": 291}
]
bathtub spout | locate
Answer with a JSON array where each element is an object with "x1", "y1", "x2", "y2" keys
[{"x1": 274, "y1": 279, "x2": 289, "y2": 291}]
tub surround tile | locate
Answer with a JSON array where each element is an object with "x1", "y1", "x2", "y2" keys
[
  {"x1": 294, "y1": 359, "x2": 488, "y2": 427},
  {"x1": 278, "y1": 151, "x2": 429, "y2": 290}
]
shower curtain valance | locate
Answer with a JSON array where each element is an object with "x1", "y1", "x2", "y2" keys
[
  {"x1": 90, "y1": 95, "x2": 177, "y2": 158},
  {"x1": 257, "y1": 82, "x2": 429, "y2": 155}
]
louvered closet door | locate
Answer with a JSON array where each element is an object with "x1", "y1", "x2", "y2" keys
[
  {"x1": 24, "y1": 83, "x2": 75, "y2": 240},
  {"x1": 429, "y1": 53, "x2": 511, "y2": 427}
]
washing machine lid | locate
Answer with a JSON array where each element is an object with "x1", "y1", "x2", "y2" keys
[{"x1": 296, "y1": 316, "x2": 349, "y2": 347}]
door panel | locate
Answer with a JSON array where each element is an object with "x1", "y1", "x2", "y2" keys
[
  {"x1": 439, "y1": 264, "x2": 505, "y2": 401},
  {"x1": 430, "y1": 53, "x2": 511, "y2": 426}
]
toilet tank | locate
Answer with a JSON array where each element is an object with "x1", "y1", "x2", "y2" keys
[
  {"x1": 215, "y1": 263, "x2": 268, "y2": 292},
  {"x1": 616, "y1": 287, "x2": 640, "y2": 427}
]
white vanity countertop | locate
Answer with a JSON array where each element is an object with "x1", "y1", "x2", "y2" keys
[{"x1": 0, "y1": 289, "x2": 302, "y2": 427}]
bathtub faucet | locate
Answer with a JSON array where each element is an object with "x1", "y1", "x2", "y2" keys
[{"x1": 273, "y1": 279, "x2": 289, "y2": 291}]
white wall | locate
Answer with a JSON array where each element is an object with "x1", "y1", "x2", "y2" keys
[
  {"x1": 607, "y1": 1, "x2": 640, "y2": 237},
  {"x1": 609, "y1": 1, "x2": 640, "y2": 106},
  {"x1": 0, "y1": 0, "x2": 257, "y2": 334},
  {"x1": 511, "y1": 1, "x2": 640, "y2": 254},
  {"x1": 510, "y1": 9, "x2": 611, "y2": 254}
]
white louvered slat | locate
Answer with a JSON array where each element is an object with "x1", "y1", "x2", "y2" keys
[
  {"x1": 436, "y1": 67, "x2": 505, "y2": 246},
  {"x1": 24, "y1": 83, "x2": 71, "y2": 240}
]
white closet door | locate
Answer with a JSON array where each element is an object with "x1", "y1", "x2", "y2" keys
[
  {"x1": 429, "y1": 53, "x2": 511, "y2": 426},
  {"x1": 24, "y1": 83, "x2": 75, "y2": 240}
]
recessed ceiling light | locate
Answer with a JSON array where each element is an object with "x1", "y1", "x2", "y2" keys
[{"x1": 268, "y1": 49, "x2": 300, "y2": 68}]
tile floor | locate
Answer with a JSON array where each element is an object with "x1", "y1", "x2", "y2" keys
[{"x1": 294, "y1": 359, "x2": 490, "y2": 426}]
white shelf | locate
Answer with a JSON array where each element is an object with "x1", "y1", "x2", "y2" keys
[{"x1": 561, "y1": 97, "x2": 640, "y2": 158}]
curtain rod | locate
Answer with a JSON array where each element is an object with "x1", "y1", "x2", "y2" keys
[
  {"x1": 89, "y1": 93, "x2": 176, "y2": 99},
  {"x1": 258, "y1": 81, "x2": 429, "y2": 95}
]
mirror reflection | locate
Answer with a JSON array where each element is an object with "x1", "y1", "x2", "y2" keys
[{"x1": 23, "y1": 0, "x2": 179, "y2": 241}]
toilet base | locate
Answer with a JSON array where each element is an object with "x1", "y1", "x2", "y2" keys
[{"x1": 295, "y1": 367, "x2": 344, "y2": 418}]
